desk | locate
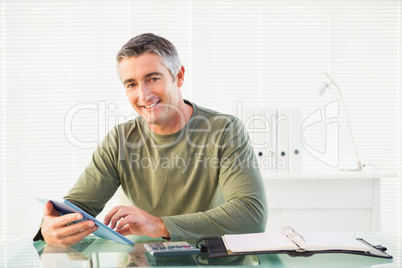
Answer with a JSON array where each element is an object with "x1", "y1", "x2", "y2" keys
[{"x1": 0, "y1": 233, "x2": 399, "y2": 267}]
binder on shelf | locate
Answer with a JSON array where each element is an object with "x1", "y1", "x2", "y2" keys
[
  {"x1": 276, "y1": 109, "x2": 289, "y2": 173},
  {"x1": 289, "y1": 108, "x2": 304, "y2": 173},
  {"x1": 196, "y1": 226, "x2": 392, "y2": 259},
  {"x1": 255, "y1": 108, "x2": 277, "y2": 175},
  {"x1": 237, "y1": 107, "x2": 305, "y2": 174},
  {"x1": 238, "y1": 108, "x2": 277, "y2": 176},
  {"x1": 254, "y1": 108, "x2": 269, "y2": 159}
]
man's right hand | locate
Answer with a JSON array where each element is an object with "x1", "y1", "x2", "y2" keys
[{"x1": 41, "y1": 201, "x2": 98, "y2": 247}]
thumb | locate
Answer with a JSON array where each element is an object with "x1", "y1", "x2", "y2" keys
[{"x1": 43, "y1": 201, "x2": 59, "y2": 217}]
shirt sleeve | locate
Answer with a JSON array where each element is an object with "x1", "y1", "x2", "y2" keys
[
  {"x1": 63, "y1": 127, "x2": 121, "y2": 217},
  {"x1": 33, "y1": 129, "x2": 121, "y2": 242},
  {"x1": 161, "y1": 117, "x2": 268, "y2": 241}
]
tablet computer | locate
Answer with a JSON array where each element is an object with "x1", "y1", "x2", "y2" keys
[{"x1": 34, "y1": 196, "x2": 134, "y2": 245}]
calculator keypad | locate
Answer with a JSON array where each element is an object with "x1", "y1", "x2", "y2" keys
[{"x1": 144, "y1": 241, "x2": 200, "y2": 256}]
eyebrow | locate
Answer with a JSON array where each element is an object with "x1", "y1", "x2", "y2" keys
[
  {"x1": 145, "y1": 72, "x2": 163, "y2": 79},
  {"x1": 123, "y1": 72, "x2": 163, "y2": 86},
  {"x1": 123, "y1": 78, "x2": 136, "y2": 86}
]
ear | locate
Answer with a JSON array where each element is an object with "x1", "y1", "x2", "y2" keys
[{"x1": 176, "y1": 66, "x2": 185, "y2": 87}]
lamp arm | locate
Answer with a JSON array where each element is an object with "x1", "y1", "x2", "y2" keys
[{"x1": 325, "y1": 73, "x2": 362, "y2": 170}]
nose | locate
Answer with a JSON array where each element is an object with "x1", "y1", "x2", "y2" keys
[{"x1": 138, "y1": 83, "x2": 152, "y2": 103}]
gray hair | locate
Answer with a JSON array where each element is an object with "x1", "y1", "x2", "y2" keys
[{"x1": 116, "y1": 33, "x2": 182, "y2": 80}]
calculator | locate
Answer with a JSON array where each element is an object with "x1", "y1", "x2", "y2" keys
[{"x1": 144, "y1": 241, "x2": 200, "y2": 257}]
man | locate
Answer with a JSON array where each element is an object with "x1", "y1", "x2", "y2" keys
[{"x1": 35, "y1": 33, "x2": 267, "y2": 247}]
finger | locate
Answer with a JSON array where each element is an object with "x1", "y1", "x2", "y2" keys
[
  {"x1": 43, "y1": 220, "x2": 97, "y2": 247},
  {"x1": 108, "y1": 213, "x2": 121, "y2": 230},
  {"x1": 43, "y1": 201, "x2": 85, "y2": 228},
  {"x1": 63, "y1": 220, "x2": 96, "y2": 237},
  {"x1": 44, "y1": 201, "x2": 60, "y2": 217},
  {"x1": 103, "y1": 206, "x2": 120, "y2": 226},
  {"x1": 111, "y1": 210, "x2": 134, "y2": 230},
  {"x1": 54, "y1": 220, "x2": 96, "y2": 241},
  {"x1": 106, "y1": 207, "x2": 130, "y2": 229},
  {"x1": 53, "y1": 213, "x2": 84, "y2": 228},
  {"x1": 57, "y1": 224, "x2": 98, "y2": 248},
  {"x1": 115, "y1": 214, "x2": 138, "y2": 230},
  {"x1": 115, "y1": 225, "x2": 132, "y2": 237}
]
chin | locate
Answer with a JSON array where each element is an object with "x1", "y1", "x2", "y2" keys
[{"x1": 143, "y1": 114, "x2": 161, "y2": 125}]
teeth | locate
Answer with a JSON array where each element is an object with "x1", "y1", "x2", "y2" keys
[{"x1": 145, "y1": 102, "x2": 158, "y2": 109}]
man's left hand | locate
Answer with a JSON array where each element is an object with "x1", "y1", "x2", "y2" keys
[{"x1": 104, "y1": 206, "x2": 170, "y2": 238}]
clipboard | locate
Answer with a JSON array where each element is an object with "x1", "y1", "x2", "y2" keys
[
  {"x1": 196, "y1": 227, "x2": 392, "y2": 259},
  {"x1": 34, "y1": 196, "x2": 134, "y2": 245}
]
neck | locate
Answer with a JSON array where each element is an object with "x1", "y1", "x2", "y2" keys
[{"x1": 149, "y1": 101, "x2": 193, "y2": 135}]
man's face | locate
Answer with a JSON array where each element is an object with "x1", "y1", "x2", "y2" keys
[{"x1": 119, "y1": 53, "x2": 185, "y2": 129}]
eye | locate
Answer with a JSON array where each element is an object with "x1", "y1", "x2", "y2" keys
[
  {"x1": 148, "y1": 77, "x2": 160, "y2": 82},
  {"x1": 127, "y1": 82, "x2": 137, "y2": 88}
]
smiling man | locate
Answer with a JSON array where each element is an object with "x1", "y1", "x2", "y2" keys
[
  {"x1": 35, "y1": 33, "x2": 267, "y2": 247},
  {"x1": 120, "y1": 53, "x2": 191, "y2": 134}
]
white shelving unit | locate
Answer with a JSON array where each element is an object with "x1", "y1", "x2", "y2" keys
[{"x1": 263, "y1": 171, "x2": 395, "y2": 232}]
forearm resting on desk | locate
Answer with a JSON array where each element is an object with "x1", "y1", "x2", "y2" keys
[{"x1": 162, "y1": 196, "x2": 267, "y2": 241}]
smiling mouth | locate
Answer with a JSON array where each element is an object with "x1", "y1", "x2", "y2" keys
[{"x1": 143, "y1": 100, "x2": 160, "y2": 109}]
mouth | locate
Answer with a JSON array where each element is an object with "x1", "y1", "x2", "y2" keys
[{"x1": 142, "y1": 100, "x2": 161, "y2": 109}]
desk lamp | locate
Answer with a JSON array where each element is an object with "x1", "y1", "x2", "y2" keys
[{"x1": 319, "y1": 73, "x2": 363, "y2": 171}]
